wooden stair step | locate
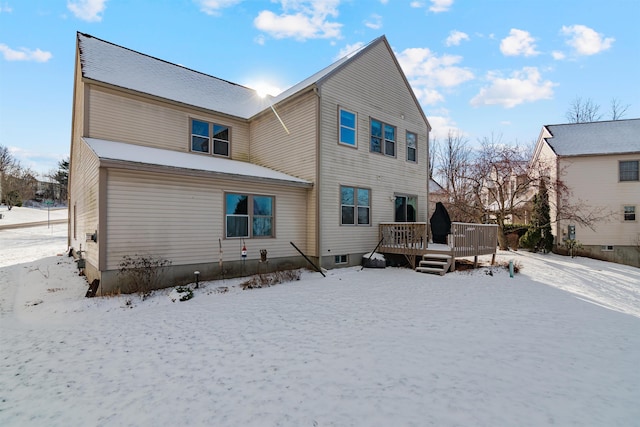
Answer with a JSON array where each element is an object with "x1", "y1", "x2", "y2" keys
[
  {"x1": 419, "y1": 260, "x2": 448, "y2": 267},
  {"x1": 422, "y1": 253, "x2": 452, "y2": 260},
  {"x1": 416, "y1": 266, "x2": 447, "y2": 276}
]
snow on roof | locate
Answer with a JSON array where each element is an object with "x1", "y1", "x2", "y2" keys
[
  {"x1": 78, "y1": 33, "x2": 271, "y2": 119},
  {"x1": 83, "y1": 138, "x2": 312, "y2": 187},
  {"x1": 77, "y1": 33, "x2": 383, "y2": 119},
  {"x1": 429, "y1": 178, "x2": 444, "y2": 192},
  {"x1": 544, "y1": 119, "x2": 640, "y2": 156}
]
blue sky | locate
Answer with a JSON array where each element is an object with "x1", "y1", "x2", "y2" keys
[{"x1": 1, "y1": 0, "x2": 638, "y2": 175}]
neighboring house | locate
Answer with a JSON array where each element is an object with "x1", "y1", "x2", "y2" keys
[
  {"x1": 69, "y1": 33, "x2": 431, "y2": 294},
  {"x1": 428, "y1": 178, "x2": 446, "y2": 214},
  {"x1": 481, "y1": 164, "x2": 534, "y2": 226},
  {"x1": 531, "y1": 119, "x2": 640, "y2": 267}
]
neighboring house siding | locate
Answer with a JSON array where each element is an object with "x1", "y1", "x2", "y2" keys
[
  {"x1": 557, "y1": 153, "x2": 640, "y2": 247},
  {"x1": 104, "y1": 169, "x2": 308, "y2": 270},
  {"x1": 317, "y1": 40, "x2": 429, "y2": 262},
  {"x1": 87, "y1": 86, "x2": 251, "y2": 161},
  {"x1": 249, "y1": 91, "x2": 319, "y2": 257},
  {"x1": 69, "y1": 139, "x2": 101, "y2": 269}
]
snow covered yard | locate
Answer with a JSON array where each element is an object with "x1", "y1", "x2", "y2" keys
[{"x1": 1, "y1": 214, "x2": 640, "y2": 426}]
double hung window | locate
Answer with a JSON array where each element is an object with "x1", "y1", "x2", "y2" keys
[
  {"x1": 624, "y1": 205, "x2": 636, "y2": 221},
  {"x1": 340, "y1": 186, "x2": 370, "y2": 225},
  {"x1": 339, "y1": 108, "x2": 357, "y2": 147},
  {"x1": 226, "y1": 193, "x2": 274, "y2": 238},
  {"x1": 370, "y1": 119, "x2": 395, "y2": 156},
  {"x1": 619, "y1": 160, "x2": 639, "y2": 181},
  {"x1": 191, "y1": 119, "x2": 230, "y2": 157},
  {"x1": 406, "y1": 131, "x2": 417, "y2": 162}
]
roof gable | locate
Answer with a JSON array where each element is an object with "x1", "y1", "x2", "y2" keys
[{"x1": 543, "y1": 119, "x2": 640, "y2": 156}]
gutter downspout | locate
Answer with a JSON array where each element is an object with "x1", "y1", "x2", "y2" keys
[{"x1": 314, "y1": 86, "x2": 322, "y2": 267}]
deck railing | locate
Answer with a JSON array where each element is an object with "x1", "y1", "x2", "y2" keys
[
  {"x1": 378, "y1": 222, "x2": 428, "y2": 257},
  {"x1": 450, "y1": 222, "x2": 498, "y2": 257},
  {"x1": 379, "y1": 221, "x2": 498, "y2": 259}
]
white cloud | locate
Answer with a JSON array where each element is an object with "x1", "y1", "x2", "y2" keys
[
  {"x1": 0, "y1": 43, "x2": 52, "y2": 62},
  {"x1": 470, "y1": 67, "x2": 556, "y2": 108},
  {"x1": 445, "y1": 30, "x2": 469, "y2": 47},
  {"x1": 335, "y1": 42, "x2": 364, "y2": 60},
  {"x1": 196, "y1": 0, "x2": 243, "y2": 16},
  {"x1": 561, "y1": 24, "x2": 614, "y2": 56},
  {"x1": 410, "y1": 1, "x2": 424, "y2": 7},
  {"x1": 364, "y1": 13, "x2": 382, "y2": 30},
  {"x1": 396, "y1": 47, "x2": 474, "y2": 106},
  {"x1": 379, "y1": 0, "x2": 389, "y2": 4},
  {"x1": 424, "y1": 112, "x2": 463, "y2": 142},
  {"x1": 551, "y1": 50, "x2": 565, "y2": 60},
  {"x1": 500, "y1": 29, "x2": 539, "y2": 57},
  {"x1": 0, "y1": 3, "x2": 12, "y2": 13},
  {"x1": 67, "y1": 0, "x2": 107, "y2": 22},
  {"x1": 429, "y1": 0, "x2": 453, "y2": 13},
  {"x1": 254, "y1": 0, "x2": 342, "y2": 40}
]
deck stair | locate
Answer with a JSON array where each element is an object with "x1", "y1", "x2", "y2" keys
[{"x1": 416, "y1": 253, "x2": 452, "y2": 275}]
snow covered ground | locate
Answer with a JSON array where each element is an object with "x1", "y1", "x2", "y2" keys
[{"x1": 1, "y1": 208, "x2": 639, "y2": 426}]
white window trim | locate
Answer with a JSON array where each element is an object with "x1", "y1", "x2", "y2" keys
[
  {"x1": 623, "y1": 205, "x2": 637, "y2": 222},
  {"x1": 338, "y1": 107, "x2": 358, "y2": 148},
  {"x1": 406, "y1": 131, "x2": 417, "y2": 163}
]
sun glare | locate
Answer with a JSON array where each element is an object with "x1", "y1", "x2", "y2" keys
[{"x1": 248, "y1": 81, "x2": 282, "y2": 99}]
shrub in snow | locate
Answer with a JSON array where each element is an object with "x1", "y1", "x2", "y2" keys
[
  {"x1": 169, "y1": 286, "x2": 193, "y2": 302},
  {"x1": 117, "y1": 254, "x2": 172, "y2": 298},
  {"x1": 241, "y1": 269, "x2": 301, "y2": 290}
]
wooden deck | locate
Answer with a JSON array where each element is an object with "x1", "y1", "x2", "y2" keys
[{"x1": 379, "y1": 222, "x2": 498, "y2": 270}]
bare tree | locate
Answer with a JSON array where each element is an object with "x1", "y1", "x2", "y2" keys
[
  {"x1": 610, "y1": 98, "x2": 630, "y2": 120},
  {"x1": 565, "y1": 97, "x2": 602, "y2": 123},
  {"x1": 432, "y1": 130, "x2": 476, "y2": 222},
  {"x1": 0, "y1": 145, "x2": 37, "y2": 208},
  {"x1": 466, "y1": 137, "x2": 538, "y2": 249}
]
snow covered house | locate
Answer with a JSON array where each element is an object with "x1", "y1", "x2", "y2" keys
[
  {"x1": 69, "y1": 33, "x2": 431, "y2": 294},
  {"x1": 531, "y1": 119, "x2": 640, "y2": 267}
]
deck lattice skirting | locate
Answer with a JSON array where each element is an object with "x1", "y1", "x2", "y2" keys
[{"x1": 378, "y1": 222, "x2": 498, "y2": 271}]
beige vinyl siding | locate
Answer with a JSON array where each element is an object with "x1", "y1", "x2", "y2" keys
[
  {"x1": 104, "y1": 169, "x2": 308, "y2": 270},
  {"x1": 557, "y1": 153, "x2": 640, "y2": 246},
  {"x1": 86, "y1": 85, "x2": 250, "y2": 161},
  {"x1": 316, "y1": 40, "x2": 429, "y2": 258},
  {"x1": 69, "y1": 139, "x2": 101, "y2": 268},
  {"x1": 250, "y1": 91, "x2": 319, "y2": 256}
]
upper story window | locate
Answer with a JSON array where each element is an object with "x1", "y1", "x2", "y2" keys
[
  {"x1": 191, "y1": 119, "x2": 230, "y2": 157},
  {"x1": 225, "y1": 193, "x2": 274, "y2": 238},
  {"x1": 370, "y1": 119, "x2": 395, "y2": 157},
  {"x1": 339, "y1": 108, "x2": 357, "y2": 147},
  {"x1": 340, "y1": 186, "x2": 370, "y2": 226},
  {"x1": 619, "y1": 160, "x2": 639, "y2": 181},
  {"x1": 624, "y1": 205, "x2": 636, "y2": 221},
  {"x1": 406, "y1": 131, "x2": 417, "y2": 162}
]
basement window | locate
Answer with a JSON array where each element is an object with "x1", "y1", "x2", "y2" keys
[
  {"x1": 601, "y1": 245, "x2": 614, "y2": 252},
  {"x1": 334, "y1": 255, "x2": 348, "y2": 264}
]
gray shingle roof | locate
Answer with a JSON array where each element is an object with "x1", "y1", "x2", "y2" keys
[
  {"x1": 84, "y1": 137, "x2": 312, "y2": 187},
  {"x1": 78, "y1": 33, "x2": 269, "y2": 119},
  {"x1": 544, "y1": 119, "x2": 640, "y2": 156},
  {"x1": 77, "y1": 32, "x2": 381, "y2": 119}
]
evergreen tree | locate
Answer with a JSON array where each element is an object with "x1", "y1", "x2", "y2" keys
[{"x1": 520, "y1": 179, "x2": 554, "y2": 252}]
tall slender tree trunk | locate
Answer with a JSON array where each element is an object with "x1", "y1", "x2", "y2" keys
[{"x1": 496, "y1": 215, "x2": 508, "y2": 250}]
